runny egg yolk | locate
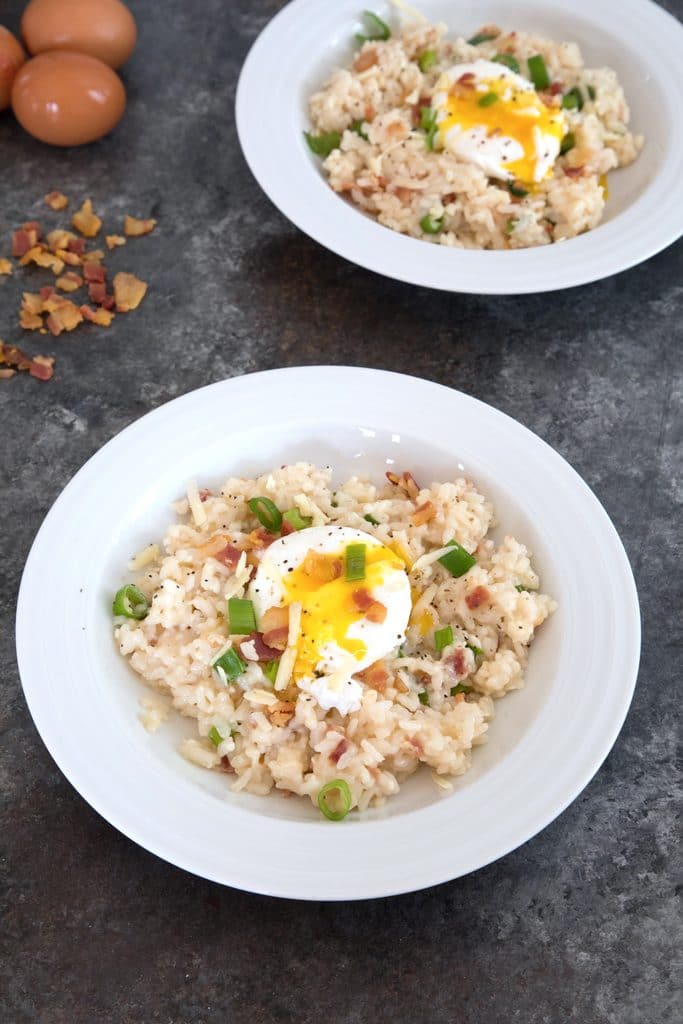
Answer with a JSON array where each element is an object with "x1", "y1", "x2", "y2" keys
[
  {"x1": 283, "y1": 544, "x2": 403, "y2": 681},
  {"x1": 437, "y1": 72, "x2": 566, "y2": 184}
]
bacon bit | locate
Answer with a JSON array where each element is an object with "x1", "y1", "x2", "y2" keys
[
  {"x1": 244, "y1": 527, "x2": 277, "y2": 550},
  {"x1": 81, "y1": 249, "x2": 105, "y2": 264},
  {"x1": 242, "y1": 632, "x2": 282, "y2": 662},
  {"x1": 262, "y1": 625, "x2": 289, "y2": 651},
  {"x1": 67, "y1": 236, "x2": 86, "y2": 255},
  {"x1": 364, "y1": 104, "x2": 376, "y2": 121},
  {"x1": 0, "y1": 368, "x2": 15, "y2": 379},
  {"x1": 54, "y1": 248, "x2": 82, "y2": 267},
  {"x1": 44, "y1": 191, "x2": 69, "y2": 211},
  {"x1": 47, "y1": 229, "x2": 76, "y2": 252},
  {"x1": 12, "y1": 229, "x2": 36, "y2": 258},
  {"x1": 80, "y1": 304, "x2": 115, "y2": 326},
  {"x1": 386, "y1": 469, "x2": 420, "y2": 499},
  {"x1": 56, "y1": 272, "x2": 83, "y2": 292},
  {"x1": 269, "y1": 701, "x2": 296, "y2": 727},
  {"x1": 83, "y1": 262, "x2": 106, "y2": 284},
  {"x1": 548, "y1": 81, "x2": 563, "y2": 96},
  {"x1": 20, "y1": 311, "x2": 42, "y2": 330},
  {"x1": 124, "y1": 215, "x2": 157, "y2": 237},
  {"x1": 457, "y1": 71, "x2": 475, "y2": 84},
  {"x1": 394, "y1": 186, "x2": 414, "y2": 203},
  {"x1": 352, "y1": 589, "x2": 387, "y2": 622},
  {"x1": 410, "y1": 500, "x2": 435, "y2": 526},
  {"x1": 101, "y1": 294, "x2": 116, "y2": 310},
  {"x1": 46, "y1": 301, "x2": 84, "y2": 336},
  {"x1": 454, "y1": 691, "x2": 465, "y2": 703},
  {"x1": 465, "y1": 585, "x2": 490, "y2": 610},
  {"x1": 261, "y1": 606, "x2": 290, "y2": 634},
  {"x1": 563, "y1": 166, "x2": 585, "y2": 178},
  {"x1": 29, "y1": 355, "x2": 54, "y2": 381},
  {"x1": 22, "y1": 292, "x2": 43, "y2": 315},
  {"x1": 0, "y1": 341, "x2": 32, "y2": 370},
  {"x1": 302, "y1": 549, "x2": 342, "y2": 583},
  {"x1": 447, "y1": 648, "x2": 467, "y2": 676},
  {"x1": 106, "y1": 234, "x2": 126, "y2": 250},
  {"x1": 353, "y1": 47, "x2": 378, "y2": 72},
  {"x1": 22, "y1": 220, "x2": 42, "y2": 236},
  {"x1": 198, "y1": 488, "x2": 212, "y2": 502},
  {"x1": 113, "y1": 271, "x2": 147, "y2": 312},
  {"x1": 214, "y1": 543, "x2": 241, "y2": 568},
  {"x1": 87, "y1": 281, "x2": 107, "y2": 305},
  {"x1": 219, "y1": 755, "x2": 235, "y2": 773},
  {"x1": 330, "y1": 738, "x2": 349, "y2": 764},
  {"x1": 361, "y1": 660, "x2": 389, "y2": 693},
  {"x1": 72, "y1": 198, "x2": 102, "y2": 238},
  {"x1": 281, "y1": 519, "x2": 296, "y2": 536},
  {"x1": 0, "y1": 259, "x2": 12, "y2": 275},
  {"x1": 19, "y1": 246, "x2": 65, "y2": 275},
  {"x1": 39, "y1": 286, "x2": 55, "y2": 301}
]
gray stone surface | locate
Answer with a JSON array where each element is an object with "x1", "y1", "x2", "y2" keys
[{"x1": 1, "y1": 1, "x2": 681, "y2": 1022}]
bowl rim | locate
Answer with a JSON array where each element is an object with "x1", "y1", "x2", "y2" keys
[{"x1": 235, "y1": 0, "x2": 683, "y2": 294}]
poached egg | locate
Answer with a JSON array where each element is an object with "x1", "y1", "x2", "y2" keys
[
  {"x1": 432, "y1": 59, "x2": 566, "y2": 184},
  {"x1": 249, "y1": 525, "x2": 411, "y2": 714}
]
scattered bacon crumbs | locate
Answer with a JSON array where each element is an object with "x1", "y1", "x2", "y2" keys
[
  {"x1": 0, "y1": 259, "x2": 12, "y2": 275},
  {"x1": 386, "y1": 470, "x2": 420, "y2": 499},
  {"x1": 56, "y1": 272, "x2": 83, "y2": 293},
  {"x1": 46, "y1": 300, "x2": 84, "y2": 336},
  {"x1": 410, "y1": 501, "x2": 435, "y2": 526},
  {"x1": 80, "y1": 304, "x2": 115, "y2": 326},
  {"x1": 106, "y1": 234, "x2": 126, "y2": 250},
  {"x1": 113, "y1": 271, "x2": 147, "y2": 312},
  {"x1": 19, "y1": 246, "x2": 65, "y2": 275},
  {"x1": 124, "y1": 215, "x2": 156, "y2": 237},
  {"x1": 72, "y1": 198, "x2": 102, "y2": 238},
  {"x1": 465, "y1": 585, "x2": 490, "y2": 610},
  {"x1": 0, "y1": 340, "x2": 54, "y2": 382},
  {"x1": 44, "y1": 191, "x2": 69, "y2": 211}
]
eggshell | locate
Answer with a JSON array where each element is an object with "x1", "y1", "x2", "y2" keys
[
  {"x1": 21, "y1": 0, "x2": 137, "y2": 70},
  {"x1": 11, "y1": 51, "x2": 126, "y2": 146},
  {"x1": 0, "y1": 26, "x2": 26, "y2": 111}
]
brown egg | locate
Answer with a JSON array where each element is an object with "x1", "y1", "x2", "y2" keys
[
  {"x1": 12, "y1": 51, "x2": 126, "y2": 146},
  {"x1": 21, "y1": 0, "x2": 136, "y2": 70},
  {"x1": 0, "y1": 26, "x2": 26, "y2": 111}
]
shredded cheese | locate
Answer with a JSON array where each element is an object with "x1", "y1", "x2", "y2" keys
[
  {"x1": 287, "y1": 601, "x2": 302, "y2": 648},
  {"x1": 274, "y1": 646, "x2": 297, "y2": 691},
  {"x1": 411, "y1": 543, "x2": 466, "y2": 573},
  {"x1": 244, "y1": 688, "x2": 279, "y2": 707},
  {"x1": 186, "y1": 479, "x2": 207, "y2": 528}
]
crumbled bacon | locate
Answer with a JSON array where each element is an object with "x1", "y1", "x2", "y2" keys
[
  {"x1": 45, "y1": 191, "x2": 69, "y2": 211},
  {"x1": 12, "y1": 229, "x2": 37, "y2": 258},
  {"x1": 56, "y1": 272, "x2": 83, "y2": 293},
  {"x1": 0, "y1": 368, "x2": 15, "y2": 379},
  {"x1": 113, "y1": 271, "x2": 147, "y2": 312},
  {"x1": 82, "y1": 249, "x2": 105, "y2": 264},
  {"x1": 0, "y1": 259, "x2": 12, "y2": 275},
  {"x1": 88, "y1": 281, "x2": 108, "y2": 305},
  {"x1": 281, "y1": 519, "x2": 296, "y2": 536},
  {"x1": 29, "y1": 355, "x2": 55, "y2": 381},
  {"x1": 219, "y1": 755, "x2": 235, "y2": 773},
  {"x1": 465, "y1": 585, "x2": 489, "y2": 609},
  {"x1": 447, "y1": 648, "x2": 467, "y2": 677},
  {"x1": 19, "y1": 246, "x2": 65, "y2": 275},
  {"x1": 198, "y1": 489, "x2": 212, "y2": 502},
  {"x1": 124, "y1": 215, "x2": 157, "y2": 237},
  {"x1": 302, "y1": 549, "x2": 342, "y2": 583},
  {"x1": 352, "y1": 588, "x2": 387, "y2": 623},
  {"x1": 22, "y1": 292, "x2": 43, "y2": 315},
  {"x1": 242, "y1": 632, "x2": 282, "y2": 662},
  {"x1": 410, "y1": 501, "x2": 435, "y2": 526},
  {"x1": 457, "y1": 71, "x2": 475, "y2": 85},
  {"x1": 262, "y1": 626, "x2": 289, "y2": 651},
  {"x1": 214, "y1": 542, "x2": 241, "y2": 568},
  {"x1": 269, "y1": 701, "x2": 296, "y2": 727},
  {"x1": 353, "y1": 47, "x2": 378, "y2": 72},
  {"x1": 80, "y1": 304, "x2": 115, "y2": 326},
  {"x1": 0, "y1": 341, "x2": 54, "y2": 382},
  {"x1": 361, "y1": 660, "x2": 389, "y2": 692},
  {"x1": 330, "y1": 738, "x2": 349, "y2": 764},
  {"x1": 386, "y1": 469, "x2": 420, "y2": 499},
  {"x1": 39, "y1": 286, "x2": 55, "y2": 301},
  {"x1": 364, "y1": 104, "x2": 376, "y2": 121},
  {"x1": 46, "y1": 300, "x2": 84, "y2": 336},
  {"x1": 106, "y1": 234, "x2": 126, "y2": 250},
  {"x1": 67, "y1": 236, "x2": 86, "y2": 255},
  {"x1": 83, "y1": 262, "x2": 106, "y2": 284},
  {"x1": 72, "y1": 198, "x2": 102, "y2": 238},
  {"x1": 245, "y1": 527, "x2": 276, "y2": 550},
  {"x1": 563, "y1": 166, "x2": 585, "y2": 178}
]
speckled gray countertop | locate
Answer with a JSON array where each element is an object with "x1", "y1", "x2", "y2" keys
[{"x1": 1, "y1": 1, "x2": 681, "y2": 1021}]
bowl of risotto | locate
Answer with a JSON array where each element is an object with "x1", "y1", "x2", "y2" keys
[
  {"x1": 236, "y1": 0, "x2": 683, "y2": 292},
  {"x1": 16, "y1": 367, "x2": 640, "y2": 898}
]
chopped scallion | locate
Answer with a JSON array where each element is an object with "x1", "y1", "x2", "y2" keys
[
  {"x1": 355, "y1": 10, "x2": 390, "y2": 44},
  {"x1": 419, "y1": 106, "x2": 439, "y2": 150},
  {"x1": 515, "y1": 584, "x2": 531, "y2": 592},
  {"x1": 507, "y1": 181, "x2": 529, "y2": 198},
  {"x1": 303, "y1": 130, "x2": 341, "y2": 157},
  {"x1": 283, "y1": 508, "x2": 313, "y2": 531},
  {"x1": 560, "y1": 131, "x2": 576, "y2": 155},
  {"x1": 228, "y1": 597, "x2": 257, "y2": 634},
  {"x1": 505, "y1": 218, "x2": 518, "y2": 235},
  {"x1": 418, "y1": 49, "x2": 437, "y2": 72},
  {"x1": 263, "y1": 659, "x2": 280, "y2": 684},
  {"x1": 211, "y1": 646, "x2": 246, "y2": 683},
  {"x1": 467, "y1": 31, "x2": 498, "y2": 45},
  {"x1": 363, "y1": 513, "x2": 380, "y2": 526},
  {"x1": 112, "y1": 584, "x2": 149, "y2": 620},
  {"x1": 561, "y1": 87, "x2": 584, "y2": 111},
  {"x1": 248, "y1": 495, "x2": 283, "y2": 532},
  {"x1": 438, "y1": 540, "x2": 476, "y2": 578},
  {"x1": 587, "y1": 84, "x2": 596, "y2": 100},
  {"x1": 527, "y1": 54, "x2": 550, "y2": 91},
  {"x1": 450, "y1": 683, "x2": 473, "y2": 696},
  {"x1": 317, "y1": 779, "x2": 352, "y2": 821},
  {"x1": 208, "y1": 725, "x2": 224, "y2": 747},
  {"x1": 418, "y1": 690, "x2": 430, "y2": 705},
  {"x1": 466, "y1": 642, "x2": 484, "y2": 657},
  {"x1": 478, "y1": 91, "x2": 499, "y2": 107},
  {"x1": 350, "y1": 119, "x2": 368, "y2": 140},
  {"x1": 434, "y1": 625, "x2": 453, "y2": 653},
  {"x1": 345, "y1": 543, "x2": 366, "y2": 581},
  {"x1": 492, "y1": 53, "x2": 520, "y2": 73},
  {"x1": 420, "y1": 212, "x2": 443, "y2": 234}
]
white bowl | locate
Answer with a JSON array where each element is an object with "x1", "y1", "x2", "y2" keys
[
  {"x1": 16, "y1": 367, "x2": 640, "y2": 899},
  {"x1": 236, "y1": 0, "x2": 683, "y2": 293}
]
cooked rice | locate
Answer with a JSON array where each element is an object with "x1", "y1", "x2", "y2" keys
[
  {"x1": 307, "y1": 18, "x2": 642, "y2": 249},
  {"x1": 115, "y1": 464, "x2": 556, "y2": 813}
]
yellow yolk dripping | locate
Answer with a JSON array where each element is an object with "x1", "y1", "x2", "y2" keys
[{"x1": 283, "y1": 544, "x2": 405, "y2": 681}]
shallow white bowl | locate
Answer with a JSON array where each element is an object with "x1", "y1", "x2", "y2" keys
[
  {"x1": 16, "y1": 367, "x2": 640, "y2": 899},
  {"x1": 236, "y1": 0, "x2": 683, "y2": 293}
]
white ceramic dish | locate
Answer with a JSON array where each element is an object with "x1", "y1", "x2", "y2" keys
[
  {"x1": 16, "y1": 367, "x2": 640, "y2": 899},
  {"x1": 235, "y1": 0, "x2": 683, "y2": 294}
]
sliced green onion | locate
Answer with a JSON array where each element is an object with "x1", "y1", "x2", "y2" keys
[
  {"x1": 211, "y1": 646, "x2": 246, "y2": 683},
  {"x1": 112, "y1": 584, "x2": 149, "y2": 620},
  {"x1": 507, "y1": 181, "x2": 529, "y2": 198},
  {"x1": 420, "y1": 106, "x2": 439, "y2": 150},
  {"x1": 515, "y1": 584, "x2": 531, "y2": 593},
  {"x1": 228, "y1": 597, "x2": 257, "y2": 634},
  {"x1": 438, "y1": 540, "x2": 476, "y2": 578},
  {"x1": 560, "y1": 131, "x2": 576, "y2": 155},
  {"x1": 263, "y1": 659, "x2": 280, "y2": 684},
  {"x1": 505, "y1": 218, "x2": 518, "y2": 235},
  {"x1": 418, "y1": 49, "x2": 437, "y2": 72},
  {"x1": 363, "y1": 513, "x2": 380, "y2": 526},
  {"x1": 317, "y1": 779, "x2": 353, "y2": 821},
  {"x1": 420, "y1": 212, "x2": 443, "y2": 234},
  {"x1": 434, "y1": 625, "x2": 453, "y2": 653},
  {"x1": 561, "y1": 87, "x2": 584, "y2": 111},
  {"x1": 587, "y1": 84, "x2": 596, "y2": 100},
  {"x1": 527, "y1": 54, "x2": 550, "y2": 90},
  {"x1": 451, "y1": 683, "x2": 473, "y2": 696},
  {"x1": 418, "y1": 690, "x2": 430, "y2": 705},
  {"x1": 283, "y1": 508, "x2": 313, "y2": 531},
  {"x1": 478, "y1": 91, "x2": 499, "y2": 108},
  {"x1": 467, "y1": 31, "x2": 498, "y2": 45},
  {"x1": 466, "y1": 642, "x2": 484, "y2": 657},
  {"x1": 208, "y1": 725, "x2": 224, "y2": 747},
  {"x1": 248, "y1": 495, "x2": 282, "y2": 532},
  {"x1": 350, "y1": 118, "x2": 368, "y2": 140},
  {"x1": 303, "y1": 130, "x2": 341, "y2": 157},
  {"x1": 492, "y1": 53, "x2": 520, "y2": 73},
  {"x1": 345, "y1": 543, "x2": 366, "y2": 581},
  {"x1": 356, "y1": 10, "x2": 390, "y2": 44}
]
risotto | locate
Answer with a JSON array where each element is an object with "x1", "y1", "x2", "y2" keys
[
  {"x1": 114, "y1": 464, "x2": 555, "y2": 819},
  {"x1": 305, "y1": 11, "x2": 643, "y2": 249}
]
